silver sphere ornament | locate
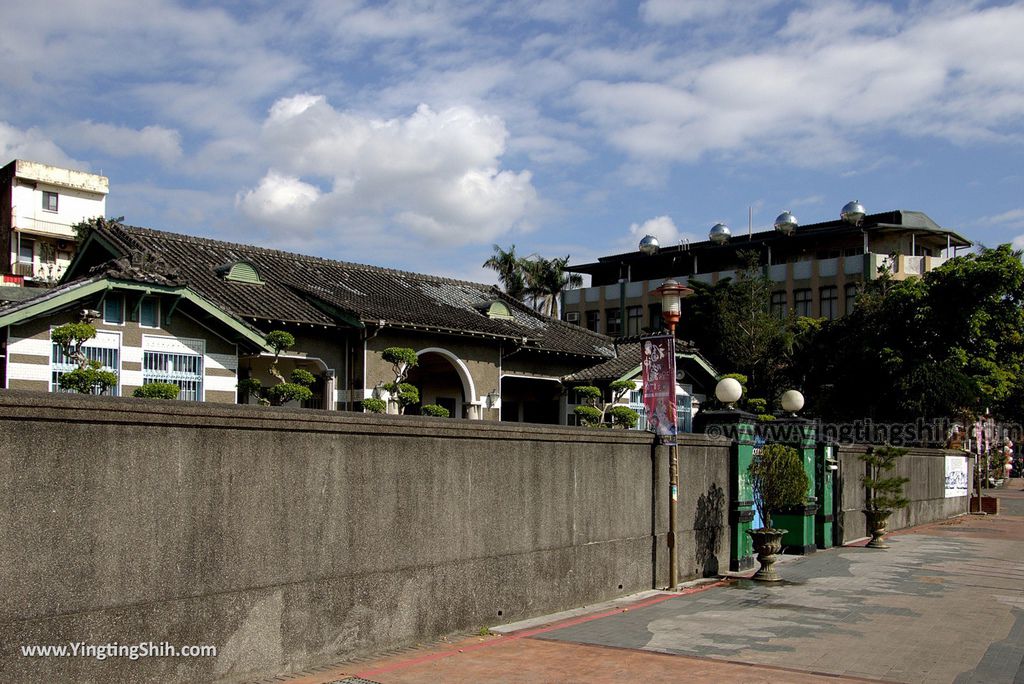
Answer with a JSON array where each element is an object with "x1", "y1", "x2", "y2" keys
[
  {"x1": 774, "y1": 211, "x2": 798, "y2": 236},
  {"x1": 709, "y1": 223, "x2": 731, "y2": 245},
  {"x1": 638, "y1": 234, "x2": 660, "y2": 255},
  {"x1": 841, "y1": 200, "x2": 866, "y2": 225}
]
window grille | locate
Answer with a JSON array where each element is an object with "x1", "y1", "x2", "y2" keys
[
  {"x1": 51, "y1": 342, "x2": 120, "y2": 396},
  {"x1": 143, "y1": 350, "x2": 203, "y2": 401}
]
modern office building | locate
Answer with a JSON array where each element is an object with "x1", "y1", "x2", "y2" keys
[
  {"x1": 0, "y1": 159, "x2": 109, "y2": 284},
  {"x1": 563, "y1": 207, "x2": 972, "y2": 336}
]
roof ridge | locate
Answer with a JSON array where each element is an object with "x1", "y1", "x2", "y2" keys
[{"x1": 115, "y1": 224, "x2": 502, "y2": 290}]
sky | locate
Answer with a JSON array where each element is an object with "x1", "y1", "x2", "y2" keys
[{"x1": 2, "y1": 0, "x2": 1023, "y2": 284}]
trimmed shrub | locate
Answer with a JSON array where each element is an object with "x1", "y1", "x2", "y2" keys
[
  {"x1": 132, "y1": 383, "x2": 180, "y2": 400},
  {"x1": 421, "y1": 404, "x2": 451, "y2": 418}
]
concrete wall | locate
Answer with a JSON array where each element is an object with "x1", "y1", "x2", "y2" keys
[
  {"x1": 836, "y1": 444, "x2": 970, "y2": 543},
  {"x1": 1, "y1": 391, "x2": 718, "y2": 683}
]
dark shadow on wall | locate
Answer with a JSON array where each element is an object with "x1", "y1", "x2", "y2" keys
[{"x1": 695, "y1": 482, "x2": 726, "y2": 577}]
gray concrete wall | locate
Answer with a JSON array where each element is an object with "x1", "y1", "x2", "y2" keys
[
  {"x1": 0, "y1": 390, "x2": 699, "y2": 683},
  {"x1": 836, "y1": 444, "x2": 970, "y2": 543}
]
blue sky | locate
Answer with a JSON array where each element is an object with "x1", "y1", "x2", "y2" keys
[{"x1": 2, "y1": 1, "x2": 1023, "y2": 283}]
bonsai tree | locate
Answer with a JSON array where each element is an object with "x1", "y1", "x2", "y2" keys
[
  {"x1": 571, "y1": 380, "x2": 638, "y2": 429},
  {"x1": 239, "y1": 330, "x2": 316, "y2": 406},
  {"x1": 749, "y1": 443, "x2": 810, "y2": 531},
  {"x1": 747, "y1": 442, "x2": 809, "y2": 581},
  {"x1": 51, "y1": 321, "x2": 118, "y2": 395},
  {"x1": 421, "y1": 403, "x2": 451, "y2": 417},
  {"x1": 861, "y1": 445, "x2": 910, "y2": 548},
  {"x1": 379, "y1": 347, "x2": 419, "y2": 414},
  {"x1": 133, "y1": 383, "x2": 180, "y2": 400}
]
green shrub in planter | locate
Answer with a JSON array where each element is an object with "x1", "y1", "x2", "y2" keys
[
  {"x1": 749, "y1": 443, "x2": 809, "y2": 531},
  {"x1": 574, "y1": 405, "x2": 603, "y2": 427},
  {"x1": 363, "y1": 398, "x2": 387, "y2": 414},
  {"x1": 608, "y1": 405, "x2": 639, "y2": 429},
  {"x1": 132, "y1": 383, "x2": 180, "y2": 400},
  {"x1": 421, "y1": 404, "x2": 450, "y2": 417}
]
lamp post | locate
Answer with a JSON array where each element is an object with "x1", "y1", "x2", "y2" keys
[{"x1": 650, "y1": 278, "x2": 693, "y2": 589}]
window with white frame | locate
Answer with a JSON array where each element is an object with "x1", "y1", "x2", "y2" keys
[
  {"x1": 142, "y1": 335, "x2": 204, "y2": 401},
  {"x1": 51, "y1": 330, "x2": 120, "y2": 396}
]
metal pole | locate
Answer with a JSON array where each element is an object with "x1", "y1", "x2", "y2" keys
[{"x1": 668, "y1": 320, "x2": 678, "y2": 589}]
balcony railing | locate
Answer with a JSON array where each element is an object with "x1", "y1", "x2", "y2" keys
[{"x1": 12, "y1": 214, "x2": 77, "y2": 239}]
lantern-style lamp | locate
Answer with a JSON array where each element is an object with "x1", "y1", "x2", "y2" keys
[{"x1": 650, "y1": 278, "x2": 693, "y2": 334}]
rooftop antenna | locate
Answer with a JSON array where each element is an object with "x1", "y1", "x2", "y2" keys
[{"x1": 748, "y1": 206, "x2": 752, "y2": 238}]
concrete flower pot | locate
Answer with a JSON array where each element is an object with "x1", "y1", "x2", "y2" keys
[
  {"x1": 863, "y1": 509, "x2": 893, "y2": 549},
  {"x1": 747, "y1": 528, "x2": 787, "y2": 582}
]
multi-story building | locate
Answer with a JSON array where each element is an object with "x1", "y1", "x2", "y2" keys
[
  {"x1": 563, "y1": 208, "x2": 972, "y2": 336},
  {"x1": 0, "y1": 159, "x2": 108, "y2": 284}
]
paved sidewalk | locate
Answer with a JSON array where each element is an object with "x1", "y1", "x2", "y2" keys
[{"x1": 261, "y1": 482, "x2": 1024, "y2": 684}]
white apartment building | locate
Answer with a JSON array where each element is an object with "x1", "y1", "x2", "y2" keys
[{"x1": 0, "y1": 159, "x2": 108, "y2": 284}]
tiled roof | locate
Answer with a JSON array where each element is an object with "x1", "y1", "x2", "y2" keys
[
  {"x1": 83, "y1": 224, "x2": 615, "y2": 358},
  {"x1": 563, "y1": 340, "x2": 718, "y2": 384}
]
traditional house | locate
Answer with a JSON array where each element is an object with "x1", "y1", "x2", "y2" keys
[{"x1": 1, "y1": 222, "x2": 619, "y2": 422}]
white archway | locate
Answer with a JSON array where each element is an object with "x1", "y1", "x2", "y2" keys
[{"x1": 415, "y1": 347, "x2": 478, "y2": 412}]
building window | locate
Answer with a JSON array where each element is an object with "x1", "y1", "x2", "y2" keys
[
  {"x1": 42, "y1": 191, "x2": 58, "y2": 212},
  {"x1": 605, "y1": 308, "x2": 622, "y2": 337},
  {"x1": 770, "y1": 291, "x2": 787, "y2": 319},
  {"x1": 565, "y1": 311, "x2": 581, "y2": 325},
  {"x1": 143, "y1": 350, "x2": 203, "y2": 401},
  {"x1": 793, "y1": 289, "x2": 812, "y2": 317},
  {"x1": 648, "y1": 303, "x2": 663, "y2": 331},
  {"x1": 819, "y1": 286, "x2": 838, "y2": 320},
  {"x1": 585, "y1": 310, "x2": 600, "y2": 332},
  {"x1": 845, "y1": 284, "x2": 859, "y2": 314},
  {"x1": 17, "y1": 239, "x2": 34, "y2": 264},
  {"x1": 51, "y1": 331, "x2": 120, "y2": 396},
  {"x1": 140, "y1": 297, "x2": 160, "y2": 328},
  {"x1": 626, "y1": 305, "x2": 643, "y2": 336},
  {"x1": 103, "y1": 296, "x2": 124, "y2": 325}
]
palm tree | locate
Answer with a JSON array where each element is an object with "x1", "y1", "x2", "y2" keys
[
  {"x1": 483, "y1": 244, "x2": 527, "y2": 301},
  {"x1": 521, "y1": 255, "x2": 583, "y2": 318}
]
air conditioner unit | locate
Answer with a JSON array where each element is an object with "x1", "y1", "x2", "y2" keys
[{"x1": 56, "y1": 240, "x2": 70, "y2": 251}]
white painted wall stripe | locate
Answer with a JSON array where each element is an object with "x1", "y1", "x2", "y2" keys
[
  {"x1": 142, "y1": 334, "x2": 204, "y2": 356},
  {"x1": 122, "y1": 347, "x2": 143, "y2": 364},
  {"x1": 7, "y1": 337, "x2": 51, "y2": 357},
  {"x1": 205, "y1": 375, "x2": 237, "y2": 392},
  {"x1": 8, "y1": 362, "x2": 51, "y2": 382},
  {"x1": 120, "y1": 370, "x2": 143, "y2": 387}
]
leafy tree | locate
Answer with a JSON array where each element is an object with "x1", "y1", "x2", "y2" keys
[
  {"x1": 52, "y1": 321, "x2": 118, "y2": 395},
  {"x1": 521, "y1": 255, "x2": 583, "y2": 318},
  {"x1": 378, "y1": 348, "x2": 420, "y2": 414},
  {"x1": 133, "y1": 383, "x2": 180, "y2": 400},
  {"x1": 570, "y1": 379, "x2": 637, "y2": 428},
  {"x1": 483, "y1": 244, "x2": 527, "y2": 300},
  {"x1": 73, "y1": 215, "x2": 125, "y2": 245},
  {"x1": 801, "y1": 245, "x2": 1024, "y2": 426},
  {"x1": 574, "y1": 405, "x2": 603, "y2": 426},
  {"x1": 239, "y1": 330, "x2": 316, "y2": 407},
  {"x1": 861, "y1": 445, "x2": 910, "y2": 511},
  {"x1": 683, "y1": 253, "x2": 794, "y2": 401},
  {"x1": 608, "y1": 405, "x2": 639, "y2": 429},
  {"x1": 748, "y1": 443, "x2": 809, "y2": 530}
]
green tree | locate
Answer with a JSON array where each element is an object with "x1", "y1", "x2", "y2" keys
[
  {"x1": 51, "y1": 321, "x2": 118, "y2": 395},
  {"x1": 239, "y1": 330, "x2": 316, "y2": 407},
  {"x1": 483, "y1": 244, "x2": 527, "y2": 300},
  {"x1": 133, "y1": 383, "x2": 180, "y2": 400},
  {"x1": 748, "y1": 443, "x2": 809, "y2": 530},
  {"x1": 861, "y1": 445, "x2": 910, "y2": 511},
  {"x1": 520, "y1": 255, "x2": 583, "y2": 318}
]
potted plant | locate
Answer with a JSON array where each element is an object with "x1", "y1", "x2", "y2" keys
[
  {"x1": 861, "y1": 445, "x2": 909, "y2": 548},
  {"x1": 747, "y1": 443, "x2": 810, "y2": 581}
]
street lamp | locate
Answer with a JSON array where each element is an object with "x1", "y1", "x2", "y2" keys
[
  {"x1": 781, "y1": 389, "x2": 805, "y2": 416},
  {"x1": 715, "y1": 377, "x2": 743, "y2": 409},
  {"x1": 650, "y1": 277, "x2": 694, "y2": 590}
]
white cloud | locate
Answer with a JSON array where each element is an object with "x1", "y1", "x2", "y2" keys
[
  {"x1": 237, "y1": 171, "x2": 321, "y2": 219},
  {"x1": 983, "y1": 209, "x2": 1024, "y2": 232},
  {"x1": 0, "y1": 121, "x2": 80, "y2": 168},
  {"x1": 62, "y1": 121, "x2": 182, "y2": 164},
  {"x1": 239, "y1": 96, "x2": 538, "y2": 248},
  {"x1": 626, "y1": 215, "x2": 701, "y2": 250}
]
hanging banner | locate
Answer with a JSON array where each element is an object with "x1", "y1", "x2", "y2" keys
[{"x1": 642, "y1": 335, "x2": 677, "y2": 438}]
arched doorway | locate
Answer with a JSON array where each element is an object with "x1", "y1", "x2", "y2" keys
[{"x1": 405, "y1": 348, "x2": 476, "y2": 418}]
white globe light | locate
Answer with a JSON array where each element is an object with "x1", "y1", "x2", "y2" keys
[
  {"x1": 715, "y1": 377, "x2": 743, "y2": 405},
  {"x1": 781, "y1": 389, "x2": 805, "y2": 413}
]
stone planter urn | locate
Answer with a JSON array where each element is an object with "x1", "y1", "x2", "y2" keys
[
  {"x1": 863, "y1": 509, "x2": 893, "y2": 549},
  {"x1": 747, "y1": 528, "x2": 787, "y2": 582}
]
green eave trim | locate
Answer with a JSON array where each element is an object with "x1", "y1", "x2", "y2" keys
[
  {"x1": 614, "y1": 352, "x2": 718, "y2": 384},
  {"x1": 0, "y1": 278, "x2": 271, "y2": 352}
]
